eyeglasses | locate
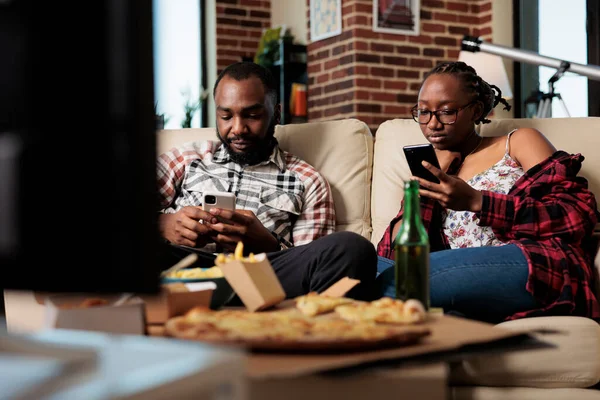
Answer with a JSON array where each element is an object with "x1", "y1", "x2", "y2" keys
[{"x1": 411, "y1": 101, "x2": 477, "y2": 125}]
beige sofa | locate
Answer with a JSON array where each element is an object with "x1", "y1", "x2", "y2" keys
[
  {"x1": 5, "y1": 116, "x2": 600, "y2": 398},
  {"x1": 155, "y1": 116, "x2": 600, "y2": 399}
]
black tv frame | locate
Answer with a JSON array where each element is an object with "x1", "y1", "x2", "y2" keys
[{"x1": 0, "y1": 0, "x2": 162, "y2": 295}]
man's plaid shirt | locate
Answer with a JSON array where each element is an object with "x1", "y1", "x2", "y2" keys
[
  {"x1": 157, "y1": 140, "x2": 336, "y2": 248},
  {"x1": 377, "y1": 151, "x2": 600, "y2": 322}
]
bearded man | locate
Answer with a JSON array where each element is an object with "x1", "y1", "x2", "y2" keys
[{"x1": 156, "y1": 62, "x2": 376, "y2": 300}]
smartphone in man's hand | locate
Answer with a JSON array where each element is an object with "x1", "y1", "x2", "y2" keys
[
  {"x1": 202, "y1": 191, "x2": 237, "y2": 225},
  {"x1": 403, "y1": 144, "x2": 441, "y2": 184},
  {"x1": 202, "y1": 191, "x2": 236, "y2": 212}
]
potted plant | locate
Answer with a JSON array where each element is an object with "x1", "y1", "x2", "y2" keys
[
  {"x1": 154, "y1": 102, "x2": 170, "y2": 130},
  {"x1": 180, "y1": 89, "x2": 206, "y2": 128}
]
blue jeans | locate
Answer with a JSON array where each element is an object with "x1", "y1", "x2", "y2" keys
[{"x1": 375, "y1": 244, "x2": 538, "y2": 323}]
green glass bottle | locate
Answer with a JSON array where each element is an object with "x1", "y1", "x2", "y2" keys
[{"x1": 394, "y1": 180, "x2": 430, "y2": 310}]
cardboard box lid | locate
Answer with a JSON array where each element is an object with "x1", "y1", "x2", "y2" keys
[
  {"x1": 245, "y1": 313, "x2": 548, "y2": 380},
  {"x1": 320, "y1": 277, "x2": 360, "y2": 297}
]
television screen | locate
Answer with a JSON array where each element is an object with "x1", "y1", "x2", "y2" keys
[{"x1": 0, "y1": 0, "x2": 162, "y2": 294}]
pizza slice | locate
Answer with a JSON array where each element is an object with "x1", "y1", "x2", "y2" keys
[
  {"x1": 294, "y1": 292, "x2": 355, "y2": 317},
  {"x1": 335, "y1": 298, "x2": 427, "y2": 324}
]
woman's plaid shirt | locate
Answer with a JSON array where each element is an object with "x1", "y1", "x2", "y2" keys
[
  {"x1": 377, "y1": 151, "x2": 600, "y2": 321},
  {"x1": 157, "y1": 140, "x2": 336, "y2": 247}
]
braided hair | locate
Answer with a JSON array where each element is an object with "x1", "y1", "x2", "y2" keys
[{"x1": 422, "y1": 61, "x2": 511, "y2": 124}]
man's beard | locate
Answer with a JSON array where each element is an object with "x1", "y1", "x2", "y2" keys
[{"x1": 216, "y1": 120, "x2": 277, "y2": 166}]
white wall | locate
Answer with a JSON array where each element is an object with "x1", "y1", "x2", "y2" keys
[
  {"x1": 271, "y1": 0, "x2": 308, "y2": 44},
  {"x1": 153, "y1": 0, "x2": 202, "y2": 128},
  {"x1": 492, "y1": 0, "x2": 514, "y2": 119}
]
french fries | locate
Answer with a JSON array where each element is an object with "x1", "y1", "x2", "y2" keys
[
  {"x1": 167, "y1": 266, "x2": 224, "y2": 279},
  {"x1": 165, "y1": 242, "x2": 257, "y2": 279},
  {"x1": 215, "y1": 242, "x2": 257, "y2": 265}
]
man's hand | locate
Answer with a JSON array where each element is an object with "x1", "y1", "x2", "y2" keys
[
  {"x1": 158, "y1": 206, "x2": 218, "y2": 247},
  {"x1": 413, "y1": 161, "x2": 483, "y2": 212},
  {"x1": 205, "y1": 208, "x2": 280, "y2": 254}
]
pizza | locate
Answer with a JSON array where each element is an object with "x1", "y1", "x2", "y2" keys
[
  {"x1": 335, "y1": 297, "x2": 427, "y2": 324},
  {"x1": 294, "y1": 291, "x2": 355, "y2": 317},
  {"x1": 164, "y1": 305, "x2": 430, "y2": 351}
]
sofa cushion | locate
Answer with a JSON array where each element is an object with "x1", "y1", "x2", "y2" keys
[
  {"x1": 275, "y1": 119, "x2": 373, "y2": 239},
  {"x1": 371, "y1": 119, "x2": 427, "y2": 247},
  {"x1": 449, "y1": 316, "x2": 600, "y2": 389},
  {"x1": 156, "y1": 119, "x2": 374, "y2": 240}
]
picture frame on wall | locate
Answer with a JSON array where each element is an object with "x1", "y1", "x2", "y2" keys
[
  {"x1": 310, "y1": 0, "x2": 342, "y2": 42},
  {"x1": 373, "y1": 0, "x2": 421, "y2": 36}
]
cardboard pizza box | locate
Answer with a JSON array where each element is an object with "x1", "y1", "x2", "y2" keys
[
  {"x1": 139, "y1": 282, "x2": 214, "y2": 324},
  {"x1": 43, "y1": 293, "x2": 146, "y2": 335},
  {"x1": 244, "y1": 311, "x2": 551, "y2": 380},
  {"x1": 218, "y1": 253, "x2": 286, "y2": 312},
  {"x1": 145, "y1": 299, "x2": 548, "y2": 387}
]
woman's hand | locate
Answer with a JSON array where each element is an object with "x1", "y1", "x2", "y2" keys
[
  {"x1": 204, "y1": 208, "x2": 280, "y2": 254},
  {"x1": 412, "y1": 161, "x2": 483, "y2": 212}
]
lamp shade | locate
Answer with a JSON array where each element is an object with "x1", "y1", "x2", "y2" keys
[{"x1": 458, "y1": 51, "x2": 513, "y2": 100}]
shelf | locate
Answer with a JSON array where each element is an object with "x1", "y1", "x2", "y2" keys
[{"x1": 271, "y1": 40, "x2": 307, "y2": 125}]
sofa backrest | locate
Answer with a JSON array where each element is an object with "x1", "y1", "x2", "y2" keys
[
  {"x1": 156, "y1": 128, "x2": 214, "y2": 155},
  {"x1": 371, "y1": 117, "x2": 600, "y2": 247},
  {"x1": 156, "y1": 118, "x2": 374, "y2": 240},
  {"x1": 274, "y1": 119, "x2": 374, "y2": 239}
]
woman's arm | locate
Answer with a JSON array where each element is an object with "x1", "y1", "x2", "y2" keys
[
  {"x1": 508, "y1": 128, "x2": 556, "y2": 172},
  {"x1": 478, "y1": 152, "x2": 598, "y2": 243}
]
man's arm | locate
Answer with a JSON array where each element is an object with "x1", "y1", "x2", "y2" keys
[
  {"x1": 157, "y1": 141, "x2": 221, "y2": 248},
  {"x1": 292, "y1": 170, "x2": 336, "y2": 246},
  {"x1": 156, "y1": 141, "x2": 214, "y2": 210},
  {"x1": 157, "y1": 147, "x2": 189, "y2": 210}
]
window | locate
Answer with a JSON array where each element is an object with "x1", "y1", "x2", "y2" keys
[
  {"x1": 514, "y1": 0, "x2": 599, "y2": 117},
  {"x1": 538, "y1": 0, "x2": 588, "y2": 117},
  {"x1": 153, "y1": 0, "x2": 206, "y2": 128}
]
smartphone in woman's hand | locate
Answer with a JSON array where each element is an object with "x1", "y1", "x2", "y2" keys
[{"x1": 403, "y1": 144, "x2": 441, "y2": 184}]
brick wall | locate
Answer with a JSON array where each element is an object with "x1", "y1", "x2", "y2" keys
[
  {"x1": 216, "y1": 0, "x2": 271, "y2": 74},
  {"x1": 306, "y1": 0, "x2": 493, "y2": 132}
]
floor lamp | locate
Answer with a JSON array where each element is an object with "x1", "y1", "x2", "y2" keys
[{"x1": 461, "y1": 36, "x2": 600, "y2": 118}]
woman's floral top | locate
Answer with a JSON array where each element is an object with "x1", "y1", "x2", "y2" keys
[{"x1": 443, "y1": 130, "x2": 524, "y2": 249}]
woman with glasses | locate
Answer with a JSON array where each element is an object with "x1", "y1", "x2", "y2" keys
[{"x1": 375, "y1": 61, "x2": 600, "y2": 323}]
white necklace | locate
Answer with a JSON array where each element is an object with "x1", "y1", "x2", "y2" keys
[
  {"x1": 464, "y1": 135, "x2": 483, "y2": 159},
  {"x1": 457, "y1": 135, "x2": 482, "y2": 173}
]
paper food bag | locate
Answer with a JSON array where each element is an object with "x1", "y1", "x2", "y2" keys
[{"x1": 218, "y1": 253, "x2": 285, "y2": 312}]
